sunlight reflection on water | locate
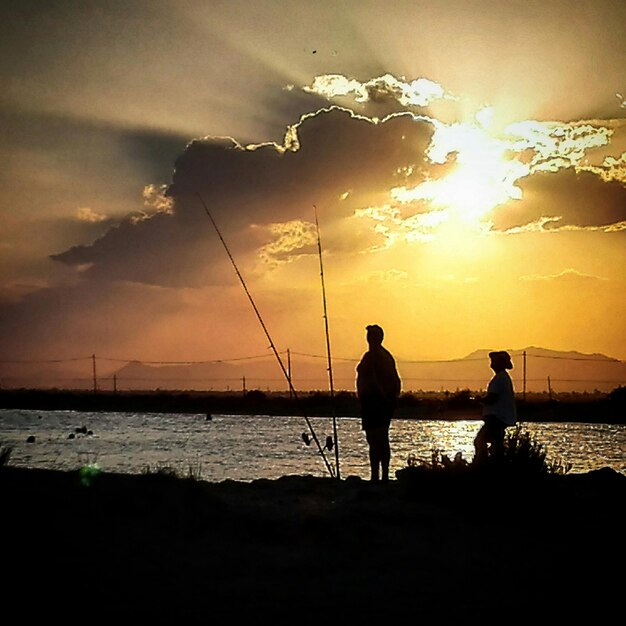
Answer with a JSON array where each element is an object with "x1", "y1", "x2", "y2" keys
[{"x1": 0, "y1": 410, "x2": 624, "y2": 481}]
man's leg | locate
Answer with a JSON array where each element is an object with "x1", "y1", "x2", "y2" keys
[
  {"x1": 380, "y1": 427, "x2": 391, "y2": 482},
  {"x1": 366, "y1": 429, "x2": 381, "y2": 481}
]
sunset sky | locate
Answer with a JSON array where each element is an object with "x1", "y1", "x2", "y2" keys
[{"x1": 1, "y1": 0, "x2": 625, "y2": 387}]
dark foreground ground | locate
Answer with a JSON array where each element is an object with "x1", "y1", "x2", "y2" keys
[{"x1": 2, "y1": 465, "x2": 624, "y2": 620}]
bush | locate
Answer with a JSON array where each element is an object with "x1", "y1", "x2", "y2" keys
[
  {"x1": 406, "y1": 449, "x2": 470, "y2": 474},
  {"x1": 499, "y1": 426, "x2": 572, "y2": 476},
  {"x1": 399, "y1": 426, "x2": 571, "y2": 479}
]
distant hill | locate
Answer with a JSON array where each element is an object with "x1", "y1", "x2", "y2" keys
[
  {"x1": 2, "y1": 347, "x2": 623, "y2": 393},
  {"x1": 106, "y1": 347, "x2": 625, "y2": 393},
  {"x1": 419, "y1": 347, "x2": 626, "y2": 394}
]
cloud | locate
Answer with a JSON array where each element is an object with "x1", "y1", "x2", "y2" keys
[
  {"x1": 255, "y1": 220, "x2": 317, "y2": 264},
  {"x1": 76, "y1": 207, "x2": 108, "y2": 223},
  {"x1": 353, "y1": 205, "x2": 448, "y2": 248},
  {"x1": 347, "y1": 268, "x2": 409, "y2": 287},
  {"x1": 577, "y1": 151, "x2": 626, "y2": 184},
  {"x1": 0, "y1": 108, "x2": 189, "y2": 211},
  {"x1": 48, "y1": 81, "x2": 626, "y2": 293},
  {"x1": 491, "y1": 169, "x2": 626, "y2": 232},
  {"x1": 501, "y1": 217, "x2": 626, "y2": 235},
  {"x1": 0, "y1": 281, "x2": 180, "y2": 358},
  {"x1": 52, "y1": 106, "x2": 436, "y2": 287},
  {"x1": 303, "y1": 74, "x2": 453, "y2": 110},
  {"x1": 519, "y1": 269, "x2": 608, "y2": 282},
  {"x1": 505, "y1": 120, "x2": 613, "y2": 173}
]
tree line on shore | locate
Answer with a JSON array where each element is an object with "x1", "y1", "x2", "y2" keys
[{"x1": 0, "y1": 386, "x2": 624, "y2": 423}]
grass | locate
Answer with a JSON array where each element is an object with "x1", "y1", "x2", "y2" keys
[
  {"x1": 142, "y1": 459, "x2": 204, "y2": 481},
  {"x1": 0, "y1": 442, "x2": 12, "y2": 467}
]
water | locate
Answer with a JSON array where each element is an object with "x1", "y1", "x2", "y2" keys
[{"x1": 0, "y1": 409, "x2": 624, "y2": 481}]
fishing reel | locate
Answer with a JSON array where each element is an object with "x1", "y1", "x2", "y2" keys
[{"x1": 301, "y1": 432, "x2": 334, "y2": 451}]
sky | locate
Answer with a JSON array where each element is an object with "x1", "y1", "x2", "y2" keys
[{"x1": 1, "y1": 0, "x2": 625, "y2": 388}]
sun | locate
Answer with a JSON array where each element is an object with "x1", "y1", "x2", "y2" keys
[{"x1": 391, "y1": 107, "x2": 530, "y2": 226}]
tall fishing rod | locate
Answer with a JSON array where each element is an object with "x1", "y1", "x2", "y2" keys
[
  {"x1": 313, "y1": 206, "x2": 340, "y2": 480},
  {"x1": 196, "y1": 193, "x2": 335, "y2": 478}
]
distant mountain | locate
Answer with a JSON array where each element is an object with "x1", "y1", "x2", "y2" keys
[
  {"x1": 102, "y1": 348, "x2": 625, "y2": 394},
  {"x1": 400, "y1": 347, "x2": 626, "y2": 394},
  {"x1": 2, "y1": 347, "x2": 622, "y2": 393}
]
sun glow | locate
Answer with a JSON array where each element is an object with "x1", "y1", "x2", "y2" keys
[{"x1": 392, "y1": 109, "x2": 529, "y2": 224}]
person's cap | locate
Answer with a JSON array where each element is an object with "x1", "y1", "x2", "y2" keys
[{"x1": 489, "y1": 350, "x2": 513, "y2": 369}]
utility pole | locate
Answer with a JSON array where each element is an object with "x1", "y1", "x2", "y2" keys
[
  {"x1": 113, "y1": 374, "x2": 117, "y2": 394},
  {"x1": 242, "y1": 375, "x2": 247, "y2": 395},
  {"x1": 287, "y1": 349, "x2": 293, "y2": 399},
  {"x1": 92, "y1": 354, "x2": 97, "y2": 394},
  {"x1": 547, "y1": 376, "x2": 553, "y2": 401},
  {"x1": 523, "y1": 350, "x2": 527, "y2": 401}
]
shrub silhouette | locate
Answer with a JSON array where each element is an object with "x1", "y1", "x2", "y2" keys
[
  {"x1": 399, "y1": 426, "x2": 571, "y2": 480},
  {"x1": 0, "y1": 442, "x2": 12, "y2": 467}
]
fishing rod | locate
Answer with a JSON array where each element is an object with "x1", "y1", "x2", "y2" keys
[
  {"x1": 313, "y1": 206, "x2": 340, "y2": 480},
  {"x1": 196, "y1": 193, "x2": 335, "y2": 479}
]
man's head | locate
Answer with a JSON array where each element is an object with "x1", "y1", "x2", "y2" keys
[
  {"x1": 489, "y1": 351, "x2": 513, "y2": 371},
  {"x1": 366, "y1": 324, "x2": 384, "y2": 346}
]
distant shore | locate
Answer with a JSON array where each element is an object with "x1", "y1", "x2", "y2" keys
[
  {"x1": 2, "y1": 464, "x2": 624, "y2": 618},
  {"x1": 1, "y1": 387, "x2": 624, "y2": 424}
]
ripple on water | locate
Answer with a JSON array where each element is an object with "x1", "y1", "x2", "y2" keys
[{"x1": 0, "y1": 410, "x2": 623, "y2": 480}]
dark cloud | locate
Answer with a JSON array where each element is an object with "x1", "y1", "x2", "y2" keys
[
  {"x1": 0, "y1": 279, "x2": 183, "y2": 359},
  {"x1": 491, "y1": 169, "x2": 626, "y2": 231},
  {"x1": 171, "y1": 108, "x2": 434, "y2": 220},
  {"x1": 0, "y1": 107, "x2": 189, "y2": 192},
  {"x1": 53, "y1": 108, "x2": 436, "y2": 287}
]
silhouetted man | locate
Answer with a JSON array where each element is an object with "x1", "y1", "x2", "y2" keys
[{"x1": 356, "y1": 324, "x2": 401, "y2": 482}]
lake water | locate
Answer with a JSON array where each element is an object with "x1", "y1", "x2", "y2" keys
[{"x1": 0, "y1": 409, "x2": 624, "y2": 481}]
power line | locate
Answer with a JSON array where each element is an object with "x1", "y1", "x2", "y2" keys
[
  {"x1": 3, "y1": 375, "x2": 622, "y2": 385},
  {"x1": 289, "y1": 352, "x2": 625, "y2": 365},
  {"x1": 1, "y1": 351, "x2": 623, "y2": 366},
  {"x1": 0, "y1": 352, "x2": 283, "y2": 365},
  {"x1": 97, "y1": 353, "x2": 280, "y2": 365},
  {"x1": 0, "y1": 356, "x2": 91, "y2": 364},
  {"x1": 523, "y1": 354, "x2": 622, "y2": 362}
]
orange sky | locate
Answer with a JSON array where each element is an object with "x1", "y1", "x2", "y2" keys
[{"x1": 0, "y1": 1, "x2": 625, "y2": 389}]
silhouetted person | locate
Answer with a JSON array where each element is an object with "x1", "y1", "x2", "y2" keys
[
  {"x1": 356, "y1": 324, "x2": 401, "y2": 482},
  {"x1": 474, "y1": 351, "x2": 517, "y2": 464}
]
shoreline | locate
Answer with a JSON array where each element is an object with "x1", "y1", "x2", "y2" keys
[
  {"x1": 1, "y1": 387, "x2": 624, "y2": 424},
  {"x1": 3, "y1": 464, "x2": 624, "y2": 618}
]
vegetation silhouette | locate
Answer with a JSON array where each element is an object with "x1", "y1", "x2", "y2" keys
[
  {"x1": 400, "y1": 426, "x2": 571, "y2": 478},
  {"x1": 0, "y1": 442, "x2": 11, "y2": 466},
  {"x1": 0, "y1": 386, "x2": 624, "y2": 423},
  {"x1": 396, "y1": 425, "x2": 574, "y2": 512}
]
